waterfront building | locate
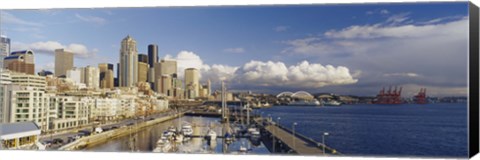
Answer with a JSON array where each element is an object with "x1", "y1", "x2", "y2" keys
[
  {"x1": 0, "y1": 84, "x2": 20, "y2": 123},
  {"x1": 119, "y1": 35, "x2": 138, "y2": 87},
  {"x1": 0, "y1": 122, "x2": 41, "y2": 150},
  {"x1": 3, "y1": 50, "x2": 35, "y2": 75},
  {"x1": 0, "y1": 35, "x2": 11, "y2": 69},
  {"x1": 147, "y1": 44, "x2": 158, "y2": 84},
  {"x1": 138, "y1": 60, "x2": 148, "y2": 83},
  {"x1": 82, "y1": 66, "x2": 100, "y2": 89},
  {"x1": 54, "y1": 49, "x2": 74, "y2": 77},
  {"x1": 185, "y1": 68, "x2": 199, "y2": 99},
  {"x1": 50, "y1": 96, "x2": 89, "y2": 131},
  {"x1": 91, "y1": 97, "x2": 120, "y2": 121},
  {"x1": 98, "y1": 63, "x2": 114, "y2": 89},
  {"x1": 10, "y1": 72, "x2": 46, "y2": 91},
  {"x1": 8, "y1": 86, "x2": 50, "y2": 131}
]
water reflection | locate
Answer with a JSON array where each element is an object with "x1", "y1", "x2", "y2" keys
[{"x1": 86, "y1": 116, "x2": 269, "y2": 154}]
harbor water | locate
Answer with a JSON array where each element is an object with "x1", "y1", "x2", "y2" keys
[
  {"x1": 85, "y1": 116, "x2": 270, "y2": 154},
  {"x1": 258, "y1": 103, "x2": 468, "y2": 157}
]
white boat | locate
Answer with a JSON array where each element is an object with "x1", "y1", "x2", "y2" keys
[
  {"x1": 206, "y1": 129, "x2": 217, "y2": 141},
  {"x1": 181, "y1": 125, "x2": 193, "y2": 136},
  {"x1": 239, "y1": 146, "x2": 247, "y2": 153},
  {"x1": 323, "y1": 100, "x2": 342, "y2": 106},
  {"x1": 288, "y1": 99, "x2": 321, "y2": 106},
  {"x1": 153, "y1": 136, "x2": 172, "y2": 153}
]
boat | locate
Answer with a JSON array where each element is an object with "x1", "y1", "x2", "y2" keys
[
  {"x1": 261, "y1": 102, "x2": 272, "y2": 108},
  {"x1": 181, "y1": 124, "x2": 193, "y2": 141},
  {"x1": 174, "y1": 133, "x2": 184, "y2": 143},
  {"x1": 205, "y1": 129, "x2": 217, "y2": 141},
  {"x1": 153, "y1": 136, "x2": 172, "y2": 153},
  {"x1": 288, "y1": 99, "x2": 321, "y2": 106},
  {"x1": 323, "y1": 100, "x2": 342, "y2": 106},
  {"x1": 239, "y1": 146, "x2": 247, "y2": 153}
]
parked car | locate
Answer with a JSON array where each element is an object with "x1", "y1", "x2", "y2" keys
[
  {"x1": 67, "y1": 136, "x2": 76, "y2": 143},
  {"x1": 110, "y1": 126, "x2": 119, "y2": 130},
  {"x1": 52, "y1": 138, "x2": 64, "y2": 144},
  {"x1": 95, "y1": 127, "x2": 103, "y2": 133},
  {"x1": 78, "y1": 130, "x2": 92, "y2": 136}
]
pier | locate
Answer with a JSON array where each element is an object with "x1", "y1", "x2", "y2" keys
[
  {"x1": 184, "y1": 109, "x2": 339, "y2": 155},
  {"x1": 254, "y1": 118, "x2": 338, "y2": 155}
]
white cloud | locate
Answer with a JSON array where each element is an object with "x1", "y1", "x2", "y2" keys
[
  {"x1": 383, "y1": 72, "x2": 420, "y2": 77},
  {"x1": 37, "y1": 62, "x2": 54, "y2": 72},
  {"x1": 165, "y1": 51, "x2": 357, "y2": 89},
  {"x1": 234, "y1": 60, "x2": 358, "y2": 88},
  {"x1": 75, "y1": 13, "x2": 106, "y2": 25},
  {"x1": 1, "y1": 11, "x2": 43, "y2": 27},
  {"x1": 223, "y1": 47, "x2": 245, "y2": 53},
  {"x1": 281, "y1": 15, "x2": 468, "y2": 96},
  {"x1": 163, "y1": 51, "x2": 236, "y2": 83},
  {"x1": 273, "y1": 26, "x2": 289, "y2": 32},
  {"x1": 11, "y1": 41, "x2": 97, "y2": 58}
]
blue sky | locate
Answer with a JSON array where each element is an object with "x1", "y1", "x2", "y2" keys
[{"x1": 0, "y1": 2, "x2": 470, "y2": 96}]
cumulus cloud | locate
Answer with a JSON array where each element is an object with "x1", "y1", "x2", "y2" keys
[
  {"x1": 273, "y1": 26, "x2": 289, "y2": 32},
  {"x1": 234, "y1": 60, "x2": 358, "y2": 88},
  {"x1": 11, "y1": 41, "x2": 98, "y2": 58},
  {"x1": 223, "y1": 47, "x2": 245, "y2": 53},
  {"x1": 75, "y1": 13, "x2": 106, "y2": 25},
  {"x1": 164, "y1": 51, "x2": 357, "y2": 90},
  {"x1": 163, "y1": 51, "x2": 236, "y2": 83},
  {"x1": 280, "y1": 15, "x2": 468, "y2": 96}
]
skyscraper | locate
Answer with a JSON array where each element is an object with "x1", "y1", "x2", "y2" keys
[
  {"x1": 98, "y1": 63, "x2": 114, "y2": 89},
  {"x1": 4, "y1": 50, "x2": 35, "y2": 75},
  {"x1": 185, "y1": 68, "x2": 200, "y2": 99},
  {"x1": 119, "y1": 35, "x2": 138, "y2": 87},
  {"x1": 82, "y1": 66, "x2": 100, "y2": 89},
  {"x1": 0, "y1": 35, "x2": 11, "y2": 69},
  {"x1": 154, "y1": 59, "x2": 177, "y2": 93},
  {"x1": 138, "y1": 54, "x2": 148, "y2": 64},
  {"x1": 54, "y1": 49, "x2": 74, "y2": 77},
  {"x1": 147, "y1": 44, "x2": 158, "y2": 68},
  {"x1": 138, "y1": 61, "x2": 148, "y2": 83}
]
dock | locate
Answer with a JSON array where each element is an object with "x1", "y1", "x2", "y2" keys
[
  {"x1": 185, "y1": 110, "x2": 339, "y2": 155},
  {"x1": 256, "y1": 118, "x2": 338, "y2": 155}
]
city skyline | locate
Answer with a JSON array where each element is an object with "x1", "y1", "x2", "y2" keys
[{"x1": 0, "y1": 2, "x2": 469, "y2": 96}]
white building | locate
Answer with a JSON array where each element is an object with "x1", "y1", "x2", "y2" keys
[
  {"x1": 50, "y1": 96, "x2": 89, "y2": 131},
  {"x1": 0, "y1": 122, "x2": 41, "y2": 150},
  {"x1": 10, "y1": 72, "x2": 46, "y2": 91},
  {"x1": 8, "y1": 86, "x2": 50, "y2": 132},
  {"x1": 119, "y1": 35, "x2": 138, "y2": 87},
  {"x1": 91, "y1": 97, "x2": 119, "y2": 121},
  {"x1": 82, "y1": 66, "x2": 99, "y2": 89}
]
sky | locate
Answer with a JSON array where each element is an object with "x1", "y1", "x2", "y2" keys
[{"x1": 0, "y1": 2, "x2": 470, "y2": 97}]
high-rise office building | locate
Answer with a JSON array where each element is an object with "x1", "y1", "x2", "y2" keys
[
  {"x1": 138, "y1": 54, "x2": 148, "y2": 64},
  {"x1": 147, "y1": 44, "x2": 158, "y2": 68},
  {"x1": 54, "y1": 49, "x2": 74, "y2": 77},
  {"x1": 4, "y1": 50, "x2": 35, "y2": 75},
  {"x1": 0, "y1": 35, "x2": 11, "y2": 69},
  {"x1": 138, "y1": 61, "x2": 148, "y2": 83},
  {"x1": 153, "y1": 59, "x2": 177, "y2": 93},
  {"x1": 185, "y1": 68, "x2": 200, "y2": 99},
  {"x1": 82, "y1": 66, "x2": 100, "y2": 89},
  {"x1": 119, "y1": 35, "x2": 138, "y2": 87},
  {"x1": 147, "y1": 44, "x2": 158, "y2": 86},
  {"x1": 99, "y1": 63, "x2": 114, "y2": 89}
]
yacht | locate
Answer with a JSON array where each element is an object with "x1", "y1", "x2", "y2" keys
[
  {"x1": 181, "y1": 124, "x2": 193, "y2": 141},
  {"x1": 153, "y1": 136, "x2": 172, "y2": 153},
  {"x1": 323, "y1": 100, "x2": 342, "y2": 106},
  {"x1": 205, "y1": 129, "x2": 217, "y2": 141}
]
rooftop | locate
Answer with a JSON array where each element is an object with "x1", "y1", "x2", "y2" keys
[{"x1": 0, "y1": 122, "x2": 41, "y2": 136}]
